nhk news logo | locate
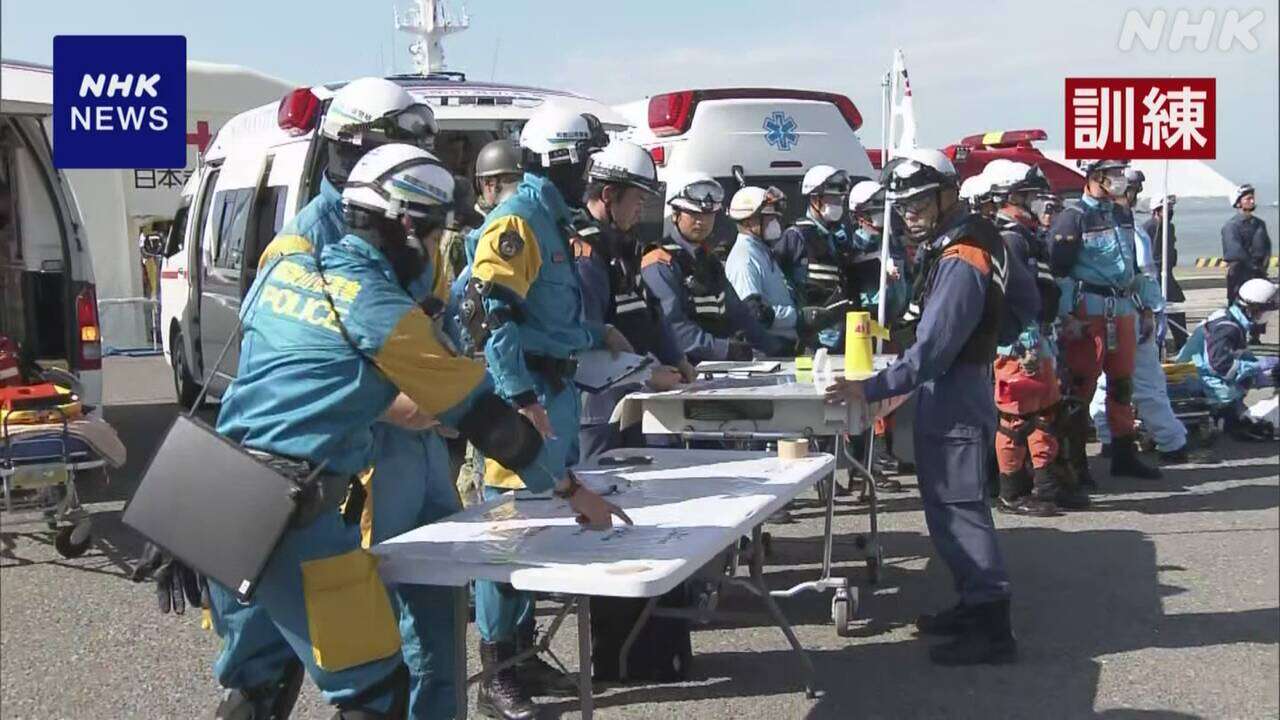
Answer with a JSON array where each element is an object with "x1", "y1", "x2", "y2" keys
[
  {"x1": 1065, "y1": 78, "x2": 1216, "y2": 160},
  {"x1": 53, "y1": 35, "x2": 187, "y2": 169}
]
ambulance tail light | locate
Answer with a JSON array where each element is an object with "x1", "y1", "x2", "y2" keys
[
  {"x1": 649, "y1": 145, "x2": 666, "y2": 166},
  {"x1": 278, "y1": 87, "x2": 321, "y2": 136},
  {"x1": 75, "y1": 285, "x2": 101, "y2": 371},
  {"x1": 648, "y1": 91, "x2": 696, "y2": 137}
]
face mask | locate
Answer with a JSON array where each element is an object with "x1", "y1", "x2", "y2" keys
[
  {"x1": 1105, "y1": 174, "x2": 1129, "y2": 197},
  {"x1": 763, "y1": 218, "x2": 782, "y2": 242},
  {"x1": 820, "y1": 202, "x2": 845, "y2": 223}
]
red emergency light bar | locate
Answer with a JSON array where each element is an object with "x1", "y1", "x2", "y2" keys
[
  {"x1": 648, "y1": 88, "x2": 863, "y2": 137},
  {"x1": 957, "y1": 129, "x2": 1049, "y2": 150},
  {"x1": 278, "y1": 87, "x2": 321, "y2": 136}
]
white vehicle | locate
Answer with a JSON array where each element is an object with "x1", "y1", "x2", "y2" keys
[
  {"x1": 614, "y1": 88, "x2": 876, "y2": 244},
  {"x1": 160, "y1": 74, "x2": 627, "y2": 407},
  {"x1": 1, "y1": 60, "x2": 103, "y2": 413}
]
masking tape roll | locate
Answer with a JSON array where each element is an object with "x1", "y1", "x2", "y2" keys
[{"x1": 777, "y1": 438, "x2": 809, "y2": 459}]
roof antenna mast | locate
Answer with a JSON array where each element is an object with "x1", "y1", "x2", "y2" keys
[{"x1": 394, "y1": 0, "x2": 470, "y2": 76}]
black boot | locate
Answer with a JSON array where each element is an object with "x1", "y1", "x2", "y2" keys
[
  {"x1": 1050, "y1": 461, "x2": 1091, "y2": 510},
  {"x1": 478, "y1": 641, "x2": 537, "y2": 720},
  {"x1": 1110, "y1": 435, "x2": 1162, "y2": 479},
  {"x1": 1159, "y1": 445, "x2": 1190, "y2": 464},
  {"x1": 915, "y1": 602, "x2": 978, "y2": 636},
  {"x1": 1064, "y1": 408, "x2": 1096, "y2": 490},
  {"x1": 929, "y1": 597, "x2": 1018, "y2": 666},
  {"x1": 516, "y1": 620, "x2": 576, "y2": 697},
  {"x1": 997, "y1": 470, "x2": 1056, "y2": 517}
]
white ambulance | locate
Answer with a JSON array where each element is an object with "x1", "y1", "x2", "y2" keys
[
  {"x1": 1, "y1": 60, "x2": 103, "y2": 413},
  {"x1": 159, "y1": 74, "x2": 627, "y2": 407},
  {"x1": 614, "y1": 87, "x2": 877, "y2": 244}
]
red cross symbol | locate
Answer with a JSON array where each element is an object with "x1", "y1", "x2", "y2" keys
[{"x1": 186, "y1": 120, "x2": 212, "y2": 154}]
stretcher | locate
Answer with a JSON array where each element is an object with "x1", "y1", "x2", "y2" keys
[
  {"x1": 619, "y1": 356, "x2": 908, "y2": 636},
  {"x1": 375, "y1": 449, "x2": 837, "y2": 719},
  {"x1": 1, "y1": 411, "x2": 126, "y2": 558}
]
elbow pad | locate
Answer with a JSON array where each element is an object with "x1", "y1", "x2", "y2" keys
[
  {"x1": 457, "y1": 393, "x2": 542, "y2": 472},
  {"x1": 743, "y1": 294, "x2": 775, "y2": 325}
]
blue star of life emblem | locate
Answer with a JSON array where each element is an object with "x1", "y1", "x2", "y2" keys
[{"x1": 763, "y1": 111, "x2": 799, "y2": 151}]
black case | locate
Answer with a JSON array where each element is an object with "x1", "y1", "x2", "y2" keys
[
  {"x1": 590, "y1": 584, "x2": 693, "y2": 683},
  {"x1": 122, "y1": 415, "x2": 298, "y2": 601}
]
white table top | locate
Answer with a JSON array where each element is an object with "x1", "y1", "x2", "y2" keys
[{"x1": 373, "y1": 449, "x2": 835, "y2": 598}]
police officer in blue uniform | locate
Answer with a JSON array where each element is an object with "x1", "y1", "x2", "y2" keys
[
  {"x1": 773, "y1": 165, "x2": 855, "y2": 352},
  {"x1": 640, "y1": 174, "x2": 779, "y2": 361},
  {"x1": 724, "y1": 186, "x2": 843, "y2": 353},
  {"x1": 212, "y1": 143, "x2": 577, "y2": 718},
  {"x1": 825, "y1": 149, "x2": 1018, "y2": 665},
  {"x1": 572, "y1": 140, "x2": 689, "y2": 458},
  {"x1": 463, "y1": 105, "x2": 632, "y2": 720},
  {"x1": 186, "y1": 77, "x2": 463, "y2": 720}
]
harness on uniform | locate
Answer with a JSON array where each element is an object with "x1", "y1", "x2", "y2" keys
[
  {"x1": 997, "y1": 402, "x2": 1061, "y2": 444},
  {"x1": 650, "y1": 234, "x2": 733, "y2": 336},
  {"x1": 896, "y1": 212, "x2": 1008, "y2": 364},
  {"x1": 574, "y1": 216, "x2": 655, "y2": 325},
  {"x1": 791, "y1": 218, "x2": 853, "y2": 307}
]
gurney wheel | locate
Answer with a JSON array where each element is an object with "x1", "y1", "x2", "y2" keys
[
  {"x1": 832, "y1": 590, "x2": 856, "y2": 637},
  {"x1": 54, "y1": 523, "x2": 92, "y2": 559}
]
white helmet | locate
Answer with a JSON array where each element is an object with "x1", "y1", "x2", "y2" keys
[
  {"x1": 1150, "y1": 195, "x2": 1176, "y2": 213},
  {"x1": 985, "y1": 161, "x2": 1050, "y2": 198},
  {"x1": 959, "y1": 174, "x2": 993, "y2": 202},
  {"x1": 882, "y1": 148, "x2": 958, "y2": 201},
  {"x1": 667, "y1": 172, "x2": 725, "y2": 214},
  {"x1": 1238, "y1": 278, "x2": 1278, "y2": 309},
  {"x1": 320, "y1": 77, "x2": 438, "y2": 147},
  {"x1": 342, "y1": 144, "x2": 455, "y2": 222},
  {"x1": 728, "y1": 186, "x2": 785, "y2": 221},
  {"x1": 585, "y1": 140, "x2": 660, "y2": 195},
  {"x1": 847, "y1": 180, "x2": 884, "y2": 214},
  {"x1": 519, "y1": 104, "x2": 608, "y2": 167},
  {"x1": 801, "y1": 165, "x2": 851, "y2": 196},
  {"x1": 1232, "y1": 183, "x2": 1255, "y2": 208}
]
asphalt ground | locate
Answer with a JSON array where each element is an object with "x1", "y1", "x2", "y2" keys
[{"x1": 1, "y1": 286, "x2": 1276, "y2": 719}]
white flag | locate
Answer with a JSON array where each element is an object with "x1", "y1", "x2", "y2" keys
[{"x1": 891, "y1": 49, "x2": 917, "y2": 153}]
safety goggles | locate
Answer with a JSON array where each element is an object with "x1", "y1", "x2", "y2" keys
[
  {"x1": 891, "y1": 193, "x2": 935, "y2": 217},
  {"x1": 360, "y1": 103, "x2": 439, "y2": 147},
  {"x1": 671, "y1": 181, "x2": 725, "y2": 212}
]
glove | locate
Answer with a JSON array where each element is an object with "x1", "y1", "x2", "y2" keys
[
  {"x1": 131, "y1": 542, "x2": 204, "y2": 615},
  {"x1": 800, "y1": 306, "x2": 840, "y2": 334},
  {"x1": 1019, "y1": 348, "x2": 1041, "y2": 377},
  {"x1": 726, "y1": 341, "x2": 754, "y2": 361}
]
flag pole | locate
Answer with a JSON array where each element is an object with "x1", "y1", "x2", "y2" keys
[
  {"x1": 1160, "y1": 159, "x2": 1171, "y2": 359},
  {"x1": 876, "y1": 63, "x2": 895, "y2": 349}
]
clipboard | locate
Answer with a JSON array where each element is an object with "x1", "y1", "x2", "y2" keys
[{"x1": 573, "y1": 350, "x2": 654, "y2": 393}]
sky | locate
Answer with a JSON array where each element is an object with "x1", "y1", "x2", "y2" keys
[{"x1": 3, "y1": 0, "x2": 1277, "y2": 192}]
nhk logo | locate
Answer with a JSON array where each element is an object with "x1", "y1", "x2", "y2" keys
[{"x1": 53, "y1": 35, "x2": 187, "y2": 169}]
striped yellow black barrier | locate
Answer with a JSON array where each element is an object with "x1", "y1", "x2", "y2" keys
[{"x1": 1194, "y1": 257, "x2": 1280, "y2": 269}]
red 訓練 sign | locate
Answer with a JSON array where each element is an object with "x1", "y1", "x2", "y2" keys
[{"x1": 1065, "y1": 77, "x2": 1215, "y2": 160}]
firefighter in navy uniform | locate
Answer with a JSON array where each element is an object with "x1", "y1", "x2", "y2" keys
[
  {"x1": 774, "y1": 165, "x2": 855, "y2": 351},
  {"x1": 572, "y1": 140, "x2": 689, "y2": 458},
  {"x1": 1222, "y1": 183, "x2": 1273, "y2": 314},
  {"x1": 641, "y1": 174, "x2": 782, "y2": 361},
  {"x1": 825, "y1": 149, "x2": 1018, "y2": 665}
]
